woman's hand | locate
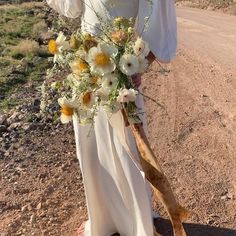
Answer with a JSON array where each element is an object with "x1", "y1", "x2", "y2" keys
[{"x1": 131, "y1": 73, "x2": 142, "y2": 88}]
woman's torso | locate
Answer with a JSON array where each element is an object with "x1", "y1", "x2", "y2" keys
[{"x1": 81, "y1": 0, "x2": 139, "y2": 34}]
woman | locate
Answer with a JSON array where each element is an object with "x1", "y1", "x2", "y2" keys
[{"x1": 47, "y1": 0, "x2": 177, "y2": 235}]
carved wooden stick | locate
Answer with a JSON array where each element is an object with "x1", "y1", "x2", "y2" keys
[{"x1": 122, "y1": 110, "x2": 189, "y2": 236}]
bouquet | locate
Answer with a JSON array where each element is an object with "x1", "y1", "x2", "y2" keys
[
  {"x1": 48, "y1": 17, "x2": 150, "y2": 125},
  {"x1": 47, "y1": 16, "x2": 189, "y2": 236}
]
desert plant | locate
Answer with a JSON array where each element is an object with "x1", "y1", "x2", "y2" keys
[
  {"x1": 11, "y1": 39, "x2": 40, "y2": 58},
  {"x1": 32, "y1": 20, "x2": 48, "y2": 39}
]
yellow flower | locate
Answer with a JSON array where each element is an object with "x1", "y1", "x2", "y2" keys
[
  {"x1": 48, "y1": 39, "x2": 57, "y2": 54},
  {"x1": 48, "y1": 32, "x2": 69, "y2": 62},
  {"x1": 58, "y1": 97, "x2": 78, "y2": 123},
  {"x1": 80, "y1": 91, "x2": 95, "y2": 109},
  {"x1": 88, "y1": 43, "x2": 118, "y2": 75},
  {"x1": 95, "y1": 53, "x2": 110, "y2": 66},
  {"x1": 61, "y1": 106, "x2": 74, "y2": 116},
  {"x1": 70, "y1": 59, "x2": 89, "y2": 75}
]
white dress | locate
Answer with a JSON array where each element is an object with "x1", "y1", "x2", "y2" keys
[{"x1": 47, "y1": 1, "x2": 177, "y2": 235}]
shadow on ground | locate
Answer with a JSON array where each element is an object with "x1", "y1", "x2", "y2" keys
[{"x1": 155, "y1": 218, "x2": 236, "y2": 236}]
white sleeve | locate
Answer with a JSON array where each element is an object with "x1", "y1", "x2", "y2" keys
[
  {"x1": 137, "y1": 0, "x2": 177, "y2": 62},
  {"x1": 46, "y1": 0, "x2": 83, "y2": 18}
]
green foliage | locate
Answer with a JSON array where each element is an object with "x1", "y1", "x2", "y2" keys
[{"x1": 0, "y1": 2, "x2": 50, "y2": 111}]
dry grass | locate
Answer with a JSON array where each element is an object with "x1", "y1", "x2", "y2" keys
[
  {"x1": 11, "y1": 39, "x2": 40, "y2": 57},
  {"x1": 0, "y1": 1, "x2": 43, "y2": 10},
  {"x1": 32, "y1": 20, "x2": 48, "y2": 38}
]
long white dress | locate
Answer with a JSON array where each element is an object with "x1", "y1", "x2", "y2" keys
[{"x1": 47, "y1": 1, "x2": 177, "y2": 235}]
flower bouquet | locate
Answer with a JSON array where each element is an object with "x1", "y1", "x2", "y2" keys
[{"x1": 47, "y1": 16, "x2": 189, "y2": 236}]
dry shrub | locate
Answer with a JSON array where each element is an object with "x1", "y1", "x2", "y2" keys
[
  {"x1": 32, "y1": 20, "x2": 48, "y2": 38},
  {"x1": 0, "y1": 1, "x2": 44, "y2": 10},
  {"x1": 11, "y1": 39, "x2": 40, "y2": 57},
  {"x1": 20, "y1": 2, "x2": 44, "y2": 9}
]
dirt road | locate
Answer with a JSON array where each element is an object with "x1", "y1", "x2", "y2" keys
[
  {"x1": 145, "y1": 7, "x2": 236, "y2": 235},
  {"x1": 177, "y1": 7, "x2": 236, "y2": 68},
  {"x1": 1, "y1": 7, "x2": 236, "y2": 236}
]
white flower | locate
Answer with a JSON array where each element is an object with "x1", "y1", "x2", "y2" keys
[
  {"x1": 58, "y1": 97, "x2": 78, "y2": 123},
  {"x1": 87, "y1": 43, "x2": 118, "y2": 75},
  {"x1": 117, "y1": 88, "x2": 138, "y2": 103},
  {"x1": 119, "y1": 54, "x2": 139, "y2": 76},
  {"x1": 102, "y1": 74, "x2": 118, "y2": 91},
  {"x1": 138, "y1": 56, "x2": 149, "y2": 73},
  {"x1": 48, "y1": 32, "x2": 69, "y2": 63},
  {"x1": 97, "y1": 74, "x2": 118, "y2": 101},
  {"x1": 133, "y1": 37, "x2": 150, "y2": 57}
]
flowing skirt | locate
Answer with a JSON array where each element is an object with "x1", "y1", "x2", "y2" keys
[{"x1": 73, "y1": 94, "x2": 154, "y2": 236}]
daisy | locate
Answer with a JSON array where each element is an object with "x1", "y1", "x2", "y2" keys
[
  {"x1": 101, "y1": 74, "x2": 118, "y2": 91},
  {"x1": 133, "y1": 37, "x2": 150, "y2": 57},
  {"x1": 80, "y1": 91, "x2": 95, "y2": 110},
  {"x1": 48, "y1": 32, "x2": 69, "y2": 62},
  {"x1": 117, "y1": 88, "x2": 138, "y2": 103},
  {"x1": 58, "y1": 97, "x2": 78, "y2": 123},
  {"x1": 119, "y1": 54, "x2": 139, "y2": 76},
  {"x1": 70, "y1": 59, "x2": 89, "y2": 75},
  {"x1": 87, "y1": 43, "x2": 118, "y2": 75}
]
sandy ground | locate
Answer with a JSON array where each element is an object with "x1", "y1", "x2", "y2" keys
[{"x1": 1, "y1": 7, "x2": 236, "y2": 236}]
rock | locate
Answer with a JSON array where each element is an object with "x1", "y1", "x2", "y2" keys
[
  {"x1": 29, "y1": 214, "x2": 36, "y2": 224},
  {"x1": 0, "y1": 114, "x2": 7, "y2": 125},
  {"x1": 0, "y1": 125, "x2": 7, "y2": 133},
  {"x1": 39, "y1": 31, "x2": 54, "y2": 43},
  {"x1": 6, "y1": 112, "x2": 20, "y2": 124},
  {"x1": 4, "y1": 150, "x2": 10, "y2": 157},
  {"x1": 22, "y1": 123, "x2": 35, "y2": 131},
  {"x1": 27, "y1": 204, "x2": 33, "y2": 211},
  {"x1": 36, "y1": 202, "x2": 42, "y2": 210},
  {"x1": 21, "y1": 205, "x2": 28, "y2": 212},
  {"x1": 8, "y1": 122, "x2": 22, "y2": 131},
  {"x1": 32, "y1": 98, "x2": 41, "y2": 112},
  {"x1": 18, "y1": 114, "x2": 25, "y2": 120}
]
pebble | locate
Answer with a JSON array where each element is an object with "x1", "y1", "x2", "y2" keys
[
  {"x1": 21, "y1": 205, "x2": 28, "y2": 212},
  {"x1": 0, "y1": 114, "x2": 7, "y2": 125},
  {"x1": 0, "y1": 125, "x2": 7, "y2": 132},
  {"x1": 6, "y1": 112, "x2": 20, "y2": 124},
  {"x1": 36, "y1": 202, "x2": 42, "y2": 210},
  {"x1": 29, "y1": 214, "x2": 36, "y2": 224},
  {"x1": 8, "y1": 122, "x2": 22, "y2": 131}
]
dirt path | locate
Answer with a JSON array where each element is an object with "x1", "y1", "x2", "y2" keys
[
  {"x1": 1, "y1": 7, "x2": 236, "y2": 236},
  {"x1": 176, "y1": 7, "x2": 236, "y2": 68},
  {"x1": 146, "y1": 7, "x2": 236, "y2": 235}
]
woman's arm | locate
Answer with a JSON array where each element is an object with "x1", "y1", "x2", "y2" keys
[
  {"x1": 136, "y1": 0, "x2": 177, "y2": 62},
  {"x1": 46, "y1": 0, "x2": 83, "y2": 18}
]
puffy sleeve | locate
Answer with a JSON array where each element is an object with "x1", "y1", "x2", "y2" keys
[
  {"x1": 46, "y1": 0, "x2": 83, "y2": 18},
  {"x1": 136, "y1": 0, "x2": 177, "y2": 62}
]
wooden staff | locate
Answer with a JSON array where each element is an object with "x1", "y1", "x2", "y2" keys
[{"x1": 122, "y1": 109, "x2": 190, "y2": 236}]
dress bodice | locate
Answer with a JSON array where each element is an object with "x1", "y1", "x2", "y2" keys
[{"x1": 81, "y1": 0, "x2": 139, "y2": 34}]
